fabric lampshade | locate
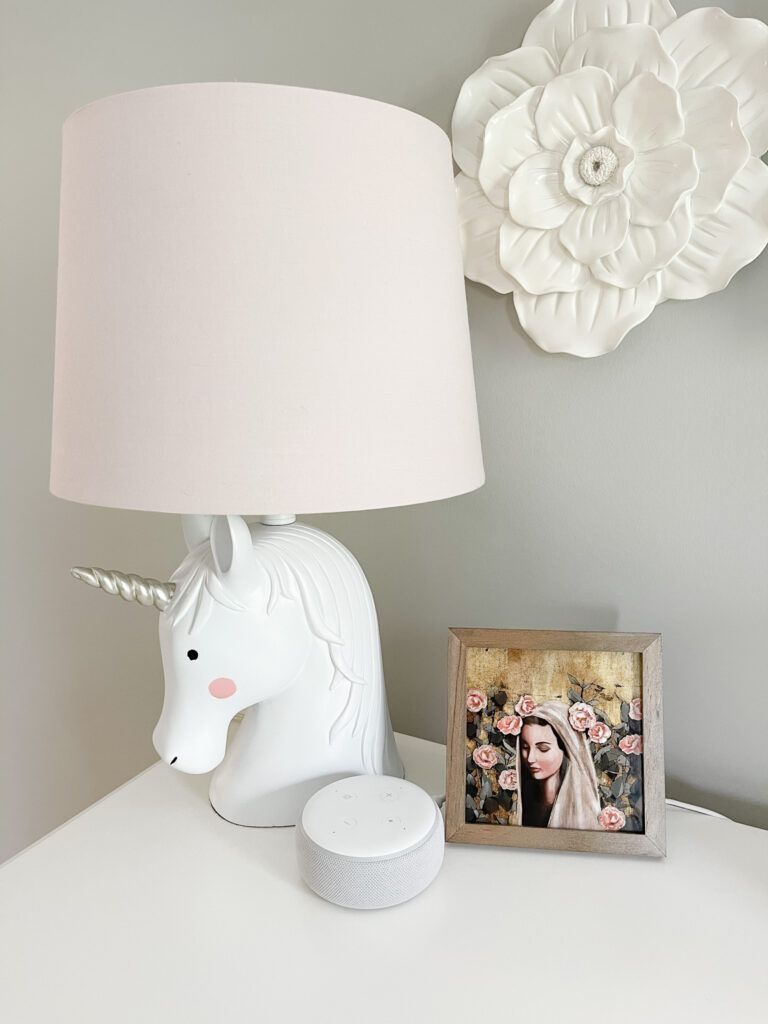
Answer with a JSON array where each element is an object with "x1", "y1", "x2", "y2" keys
[{"x1": 50, "y1": 83, "x2": 484, "y2": 514}]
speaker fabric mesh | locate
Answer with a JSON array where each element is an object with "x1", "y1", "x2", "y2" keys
[{"x1": 296, "y1": 804, "x2": 444, "y2": 909}]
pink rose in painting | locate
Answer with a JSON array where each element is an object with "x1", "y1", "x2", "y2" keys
[
  {"x1": 588, "y1": 721, "x2": 611, "y2": 745},
  {"x1": 497, "y1": 715, "x2": 523, "y2": 736},
  {"x1": 466, "y1": 689, "x2": 488, "y2": 713},
  {"x1": 568, "y1": 702, "x2": 597, "y2": 732},
  {"x1": 629, "y1": 698, "x2": 643, "y2": 721},
  {"x1": 599, "y1": 806, "x2": 626, "y2": 831},
  {"x1": 619, "y1": 735, "x2": 643, "y2": 756},
  {"x1": 472, "y1": 744, "x2": 498, "y2": 770},
  {"x1": 514, "y1": 694, "x2": 537, "y2": 716},
  {"x1": 498, "y1": 768, "x2": 518, "y2": 790}
]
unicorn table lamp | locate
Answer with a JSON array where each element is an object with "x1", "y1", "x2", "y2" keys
[{"x1": 50, "y1": 83, "x2": 484, "y2": 826}]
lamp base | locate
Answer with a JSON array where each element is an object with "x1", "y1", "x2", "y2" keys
[{"x1": 71, "y1": 512, "x2": 404, "y2": 825}]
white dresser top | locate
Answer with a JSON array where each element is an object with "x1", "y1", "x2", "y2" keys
[{"x1": 1, "y1": 734, "x2": 765, "y2": 1024}]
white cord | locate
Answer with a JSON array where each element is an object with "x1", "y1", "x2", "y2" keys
[{"x1": 665, "y1": 798, "x2": 727, "y2": 819}]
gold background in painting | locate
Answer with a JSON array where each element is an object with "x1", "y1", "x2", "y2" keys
[{"x1": 466, "y1": 648, "x2": 641, "y2": 724}]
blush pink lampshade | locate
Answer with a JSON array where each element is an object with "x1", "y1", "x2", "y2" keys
[{"x1": 50, "y1": 83, "x2": 484, "y2": 514}]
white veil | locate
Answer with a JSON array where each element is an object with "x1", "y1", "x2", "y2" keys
[{"x1": 514, "y1": 700, "x2": 600, "y2": 830}]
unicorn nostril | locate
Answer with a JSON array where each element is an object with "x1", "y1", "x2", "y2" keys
[{"x1": 170, "y1": 756, "x2": 178, "y2": 765}]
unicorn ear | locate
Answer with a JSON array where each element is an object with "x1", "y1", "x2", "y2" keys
[
  {"x1": 210, "y1": 515, "x2": 253, "y2": 580},
  {"x1": 181, "y1": 515, "x2": 215, "y2": 552}
]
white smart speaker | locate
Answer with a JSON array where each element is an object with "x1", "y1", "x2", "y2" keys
[{"x1": 296, "y1": 775, "x2": 444, "y2": 910}]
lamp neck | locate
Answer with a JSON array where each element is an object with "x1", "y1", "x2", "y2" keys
[{"x1": 259, "y1": 514, "x2": 297, "y2": 526}]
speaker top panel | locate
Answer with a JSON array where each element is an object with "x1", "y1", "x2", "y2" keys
[{"x1": 300, "y1": 775, "x2": 438, "y2": 858}]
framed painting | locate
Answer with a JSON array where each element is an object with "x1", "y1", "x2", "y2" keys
[{"x1": 446, "y1": 629, "x2": 665, "y2": 857}]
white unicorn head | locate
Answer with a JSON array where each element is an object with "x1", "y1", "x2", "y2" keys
[{"x1": 73, "y1": 514, "x2": 403, "y2": 824}]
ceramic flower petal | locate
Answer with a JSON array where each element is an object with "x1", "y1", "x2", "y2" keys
[
  {"x1": 560, "y1": 24, "x2": 677, "y2": 90},
  {"x1": 624, "y1": 142, "x2": 698, "y2": 226},
  {"x1": 662, "y1": 8, "x2": 768, "y2": 156},
  {"x1": 507, "y1": 150, "x2": 577, "y2": 229},
  {"x1": 591, "y1": 199, "x2": 692, "y2": 288},
  {"x1": 535, "y1": 67, "x2": 616, "y2": 153},
  {"x1": 451, "y1": 47, "x2": 558, "y2": 177},
  {"x1": 680, "y1": 86, "x2": 750, "y2": 215},
  {"x1": 559, "y1": 194, "x2": 631, "y2": 263},
  {"x1": 523, "y1": 0, "x2": 676, "y2": 65},
  {"x1": 513, "y1": 275, "x2": 662, "y2": 356},
  {"x1": 499, "y1": 220, "x2": 590, "y2": 294},
  {"x1": 478, "y1": 88, "x2": 543, "y2": 208},
  {"x1": 612, "y1": 72, "x2": 684, "y2": 152},
  {"x1": 661, "y1": 157, "x2": 768, "y2": 300},
  {"x1": 455, "y1": 172, "x2": 517, "y2": 293}
]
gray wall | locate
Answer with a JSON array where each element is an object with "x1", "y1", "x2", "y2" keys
[{"x1": 2, "y1": 0, "x2": 766, "y2": 861}]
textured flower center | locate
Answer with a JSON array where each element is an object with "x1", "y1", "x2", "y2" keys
[{"x1": 578, "y1": 146, "x2": 618, "y2": 187}]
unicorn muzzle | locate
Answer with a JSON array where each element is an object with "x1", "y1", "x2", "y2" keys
[{"x1": 152, "y1": 719, "x2": 227, "y2": 775}]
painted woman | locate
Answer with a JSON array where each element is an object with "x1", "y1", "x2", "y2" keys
[{"x1": 515, "y1": 701, "x2": 600, "y2": 829}]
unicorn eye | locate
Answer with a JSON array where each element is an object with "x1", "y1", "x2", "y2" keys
[{"x1": 187, "y1": 649, "x2": 199, "y2": 661}]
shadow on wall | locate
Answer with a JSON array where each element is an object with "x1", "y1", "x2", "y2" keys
[
  {"x1": 523, "y1": 606, "x2": 622, "y2": 633},
  {"x1": 666, "y1": 777, "x2": 768, "y2": 831}
]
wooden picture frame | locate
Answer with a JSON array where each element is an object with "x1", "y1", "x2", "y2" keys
[{"x1": 446, "y1": 629, "x2": 665, "y2": 857}]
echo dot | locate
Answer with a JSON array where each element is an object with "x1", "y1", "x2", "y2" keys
[{"x1": 296, "y1": 775, "x2": 444, "y2": 910}]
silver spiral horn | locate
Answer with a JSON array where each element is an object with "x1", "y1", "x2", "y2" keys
[{"x1": 71, "y1": 567, "x2": 176, "y2": 612}]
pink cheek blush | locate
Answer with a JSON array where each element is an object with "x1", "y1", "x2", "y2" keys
[{"x1": 208, "y1": 677, "x2": 237, "y2": 699}]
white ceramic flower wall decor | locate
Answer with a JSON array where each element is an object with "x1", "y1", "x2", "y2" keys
[{"x1": 452, "y1": 0, "x2": 768, "y2": 357}]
